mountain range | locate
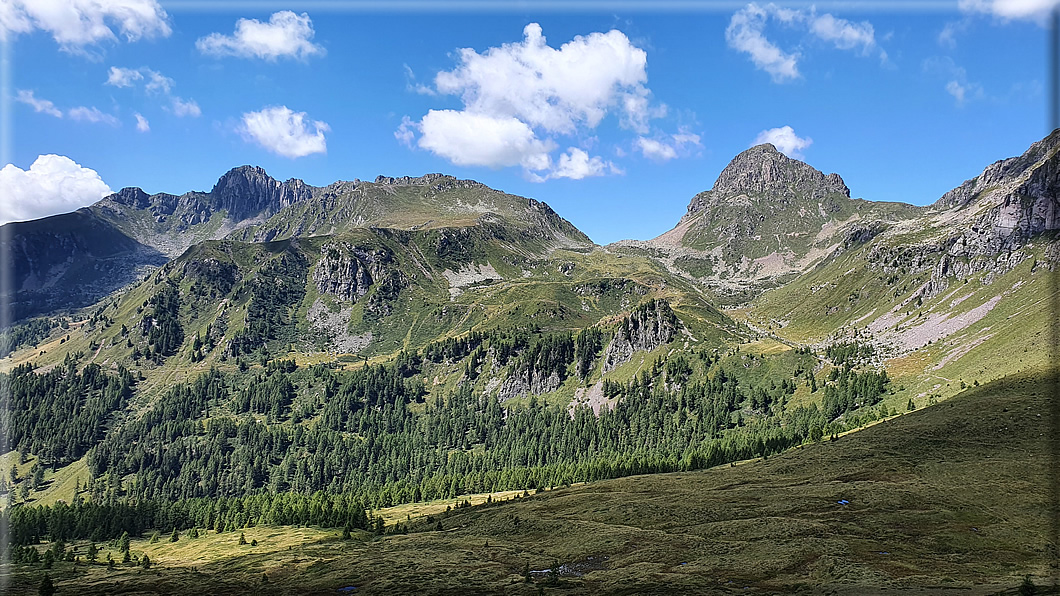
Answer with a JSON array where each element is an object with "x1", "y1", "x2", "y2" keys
[{"x1": 1, "y1": 129, "x2": 1056, "y2": 594}]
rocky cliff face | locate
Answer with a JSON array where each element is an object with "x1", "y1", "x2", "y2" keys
[
  {"x1": 890, "y1": 129, "x2": 1060, "y2": 300},
  {"x1": 312, "y1": 241, "x2": 408, "y2": 320},
  {"x1": 313, "y1": 242, "x2": 396, "y2": 302},
  {"x1": 211, "y1": 166, "x2": 313, "y2": 221},
  {"x1": 932, "y1": 131, "x2": 1058, "y2": 211},
  {"x1": 100, "y1": 165, "x2": 315, "y2": 243},
  {"x1": 602, "y1": 299, "x2": 680, "y2": 373},
  {"x1": 496, "y1": 368, "x2": 563, "y2": 402},
  {"x1": 934, "y1": 131, "x2": 1060, "y2": 252}
]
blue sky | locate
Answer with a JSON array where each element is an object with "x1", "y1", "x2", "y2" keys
[{"x1": 1, "y1": 0, "x2": 1052, "y2": 244}]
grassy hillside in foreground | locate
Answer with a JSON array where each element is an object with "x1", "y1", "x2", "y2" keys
[{"x1": 4, "y1": 372, "x2": 1054, "y2": 595}]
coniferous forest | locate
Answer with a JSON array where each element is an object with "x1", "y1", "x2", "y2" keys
[{"x1": 1, "y1": 322, "x2": 891, "y2": 549}]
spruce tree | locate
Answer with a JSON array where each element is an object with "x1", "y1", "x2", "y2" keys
[{"x1": 38, "y1": 574, "x2": 55, "y2": 596}]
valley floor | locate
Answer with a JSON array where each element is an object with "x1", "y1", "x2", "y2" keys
[{"x1": 3, "y1": 373, "x2": 1057, "y2": 595}]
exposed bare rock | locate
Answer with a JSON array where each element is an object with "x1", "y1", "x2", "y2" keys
[
  {"x1": 443, "y1": 263, "x2": 500, "y2": 298},
  {"x1": 211, "y1": 166, "x2": 313, "y2": 221},
  {"x1": 496, "y1": 369, "x2": 562, "y2": 402},
  {"x1": 690, "y1": 143, "x2": 850, "y2": 215},
  {"x1": 313, "y1": 242, "x2": 397, "y2": 302},
  {"x1": 602, "y1": 299, "x2": 680, "y2": 373},
  {"x1": 306, "y1": 298, "x2": 372, "y2": 353}
]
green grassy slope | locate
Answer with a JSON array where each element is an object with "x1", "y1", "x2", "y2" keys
[
  {"x1": 0, "y1": 221, "x2": 734, "y2": 381},
  {"x1": 746, "y1": 223, "x2": 1056, "y2": 400},
  {"x1": 229, "y1": 175, "x2": 591, "y2": 248},
  {"x1": 6, "y1": 372, "x2": 1053, "y2": 594}
]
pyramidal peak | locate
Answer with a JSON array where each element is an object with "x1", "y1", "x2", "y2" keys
[{"x1": 705, "y1": 143, "x2": 849, "y2": 204}]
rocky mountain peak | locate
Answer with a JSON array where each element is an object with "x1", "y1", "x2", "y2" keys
[
  {"x1": 706, "y1": 143, "x2": 850, "y2": 204},
  {"x1": 210, "y1": 165, "x2": 313, "y2": 220},
  {"x1": 107, "y1": 187, "x2": 151, "y2": 209}
]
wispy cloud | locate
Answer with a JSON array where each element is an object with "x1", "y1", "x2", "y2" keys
[
  {"x1": 924, "y1": 56, "x2": 984, "y2": 105},
  {"x1": 171, "y1": 97, "x2": 201, "y2": 118},
  {"x1": 635, "y1": 129, "x2": 702, "y2": 161},
  {"x1": 937, "y1": 19, "x2": 971, "y2": 48},
  {"x1": 726, "y1": 3, "x2": 886, "y2": 83},
  {"x1": 15, "y1": 89, "x2": 62, "y2": 117},
  {"x1": 17, "y1": 89, "x2": 120, "y2": 125},
  {"x1": 106, "y1": 66, "x2": 143, "y2": 88},
  {"x1": 68, "y1": 106, "x2": 120, "y2": 125}
]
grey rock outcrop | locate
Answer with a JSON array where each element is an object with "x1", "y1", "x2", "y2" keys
[
  {"x1": 602, "y1": 299, "x2": 680, "y2": 373},
  {"x1": 313, "y1": 242, "x2": 396, "y2": 302},
  {"x1": 496, "y1": 369, "x2": 563, "y2": 402},
  {"x1": 863, "y1": 130, "x2": 1060, "y2": 303}
]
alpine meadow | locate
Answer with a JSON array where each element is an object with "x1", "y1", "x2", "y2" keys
[{"x1": 0, "y1": 2, "x2": 1057, "y2": 595}]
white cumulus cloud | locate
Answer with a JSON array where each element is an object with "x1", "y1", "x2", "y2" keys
[
  {"x1": 0, "y1": 0, "x2": 170, "y2": 52},
  {"x1": 727, "y1": 3, "x2": 884, "y2": 83},
  {"x1": 197, "y1": 11, "x2": 324, "y2": 61},
  {"x1": 753, "y1": 126, "x2": 812, "y2": 158},
  {"x1": 134, "y1": 112, "x2": 149, "y2": 132},
  {"x1": 15, "y1": 89, "x2": 62, "y2": 117},
  {"x1": 417, "y1": 109, "x2": 554, "y2": 170},
  {"x1": 401, "y1": 23, "x2": 669, "y2": 180},
  {"x1": 0, "y1": 155, "x2": 112, "y2": 224},
  {"x1": 433, "y1": 23, "x2": 652, "y2": 135},
  {"x1": 240, "y1": 105, "x2": 328, "y2": 159},
  {"x1": 546, "y1": 147, "x2": 616, "y2": 180}
]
